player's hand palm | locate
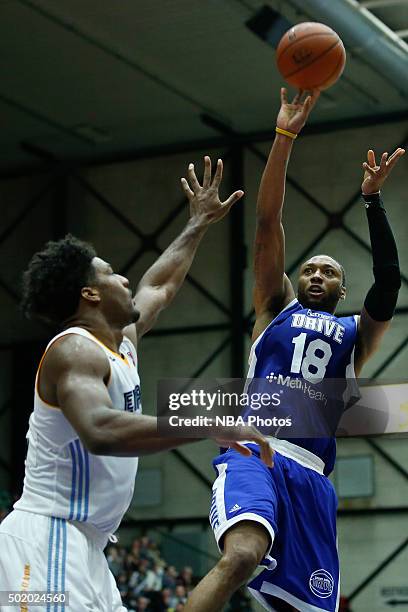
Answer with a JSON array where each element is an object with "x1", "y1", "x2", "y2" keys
[
  {"x1": 181, "y1": 156, "x2": 244, "y2": 226},
  {"x1": 276, "y1": 88, "x2": 320, "y2": 135},
  {"x1": 361, "y1": 148, "x2": 405, "y2": 195}
]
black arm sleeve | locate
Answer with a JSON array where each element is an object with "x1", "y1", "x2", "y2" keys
[{"x1": 363, "y1": 192, "x2": 401, "y2": 321}]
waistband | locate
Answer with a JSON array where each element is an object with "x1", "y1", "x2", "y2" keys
[
  {"x1": 243, "y1": 438, "x2": 325, "y2": 474},
  {"x1": 9, "y1": 509, "x2": 116, "y2": 549},
  {"x1": 69, "y1": 519, "x2": 114, "y2": 549}
]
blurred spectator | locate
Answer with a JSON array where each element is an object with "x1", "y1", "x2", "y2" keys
[
  {"x1": 144, "y1": 563, "x2": 164, "y2": 592},
  {"x1": 125, "y1": 552, "x2": 140, "y2": 573},
  {"x1": 104, "y1": 534, "x2": 250, "y2": 610},
  {"x1": 135, "y1": 596, "x2": 151, "y2": 611},
  {"x1": 106, "y1": 545, "x2": 123, "y2": 578},
  {"x1": 162, "y1": 565, "x2": 178, "y2": 590},
  {"x1": 179, "y1": 566, "x2": 193, "y2": 589},
  {"x1": 117, "y1": 572, "x2": 129, "y2": 601},
  {"x1": 157, "y1": 587, "x2": 173, "y2": 611},
  {"x1": 169, "y1": 585, "x2": 187, "y2": 608}
]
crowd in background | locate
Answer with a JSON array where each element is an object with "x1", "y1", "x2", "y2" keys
[{"x1": 106, "y1": 536, "x2": 253, "y2": 611}]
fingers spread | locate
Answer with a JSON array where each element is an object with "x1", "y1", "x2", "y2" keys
[
  {"x1": 222, "y1": 190, "x2": 244, "y2": 209},
  {"x1": 281, "y1": 87, "x2": 288, "y2": 105},
  {"x1": 367, "y1": 149, "x2": 376, "y2": 167},
  {"x1": 202, "y1": 155, "x2": 212, "y2": 189},
  {"x1": 387, "y1": 148, "x2": 406, "y2": 169},
  {"x1": 363, "y1": 162, "x2": 377, "y2": 176},
  {"x1": 303, "y1": 95, "x2": 312, "y2": 112},
  {"x1": 180, "y1": 177, "x2": 194, "y2": 200},
  {"x1": 380, "y1": 152, "x2": 388, "y2": 170},
  {"x1": 187, "y1": 163, "x2": 201, "y2": 192},
  {"x1": 212, "y1": 158, "x2": 223, "y2": 189},
  {"x1": 231, "y1": 442, "x2": 252, "y2": 457},
  {"x1": 259, "y1": 439, "x2": 274, "y2": 468}
]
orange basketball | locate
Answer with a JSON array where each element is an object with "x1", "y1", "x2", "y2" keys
[{"x1": 276, "y1": 22, "x2": 346, "y2": 91}]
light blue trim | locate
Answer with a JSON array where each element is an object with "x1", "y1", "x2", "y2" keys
[
  {"x1": 46, "y1": 518, "x2": 55, "y2": 612},
  {"x1": 74, "y1": 439, "x2": 83, "y2": 520},
  {"x1": 83, "y1": 448, "x2": 90, "y2": 521},
  {"x1": 53, "y1": 519, "x2": 61, "y2": 611},
  {"x1": 68, "y1": 443, "x2": 77, "y2": 520},
  {"x1": 60, "y1": 520, "x2": 67, "y2": 611}
]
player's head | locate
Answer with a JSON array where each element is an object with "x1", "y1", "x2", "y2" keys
[
  {"x1": 297, "y1": 254, "x2": 346, "y2": 313},
  {"x1": 21, "y1": 234, "x2": 139, "y2": 327}
]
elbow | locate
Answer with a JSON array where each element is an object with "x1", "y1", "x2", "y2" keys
[{"x1": 373, "y1": 264, "x2": 401, "y2": 292}]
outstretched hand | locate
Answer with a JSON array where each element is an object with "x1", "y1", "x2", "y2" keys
[
  {"x1": 362, "y1": 148, "x2": 405, "y2": 195},
  {"x1": 216, "y1": 424, "x2": 274, "y2": 468},
  {"x1": 181, "y1": 156, "x2": 244, "y2": 226},
  {"x1": 276, "y1": 87, "x2": 320, "y2": 135}
]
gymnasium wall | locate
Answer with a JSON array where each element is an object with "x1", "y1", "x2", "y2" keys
[{"x1": 0, "y1": 119, "x2": 407, "y2": 610}]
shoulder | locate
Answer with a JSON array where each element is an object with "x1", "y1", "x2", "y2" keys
[
  {"x1": 42, "y1": 332, "x2": 110, "y2": 381},
  {"x1": 252, "y1": 298, "x2": 300, "y2": 342}
]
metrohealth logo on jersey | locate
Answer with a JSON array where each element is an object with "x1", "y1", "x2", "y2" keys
[{"x1": 309, "y1": 569, "x2": 334, "y2": 598}]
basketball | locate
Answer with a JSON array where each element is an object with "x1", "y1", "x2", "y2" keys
[{"x1": 276, "y1": 22, "x2": 346, "y2": 91}]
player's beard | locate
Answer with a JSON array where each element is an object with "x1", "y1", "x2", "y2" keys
[{"x1": 297, "y1": 287, "x2": 341, "y2": 314}]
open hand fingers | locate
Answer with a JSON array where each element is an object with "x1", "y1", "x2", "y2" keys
[
  {"x1": 379, "y1": 152, "x2": 389, "y2": 171},
  {"x1": 230, "y1": 442, "x2": 252, "y2": 457},
  {"x1": 387, "y1": 147, "x2": 405, "y2": 170},
  {"x1": 362, "y1": 162, "x2": 377, "y2": 177},
  {"x1": 302, "y1": 95, "x2": 313, "y2": 113},
  {"x1": 202, "y1": 156, "x2": 212, "y2": 189},
  {"x1": 292, "y1": 89, "x2": 303, "y2": 105},
  {"x1": 222, "y1": 190, "x2": 244, "y2": 209},
  {"x1": 257, "y1": 437, "x2": 274, "y2": 468},
  {"x1": 187, "y1": 163, "x2": 201, "y2": 192},
  {"x1": 180, "y1": 177, "x2": 194, "y2": 200},
  {"x1": 211, "y1": 158, "x2": 223, "y2": 189},
  {"x1": 367, "y1": 149, "x2": 376, "y2": 168},
  {"x1": 308, "y1": 89, "x2": 320, "y2": 109},
  {"x1": 281, "y1": 87, "x2": 288, "y2": 105}
]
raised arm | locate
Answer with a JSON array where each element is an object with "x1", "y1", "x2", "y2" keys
[
  {"x1": 253, "y1": 89, "x2": 319, "y2": 341},
  {"x1": 124, "y1": 157, "x2": 243, "y2": 344},
  {"x1": 42, "y1": 335, "x2": 273, "y2": 464},
  {"x1": 355, "y1": 148, "x2": 405, "y2": 375}
]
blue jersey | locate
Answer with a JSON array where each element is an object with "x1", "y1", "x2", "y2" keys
[{"x1": 247, "y1": 299, "x2": 358, "y2": 475}]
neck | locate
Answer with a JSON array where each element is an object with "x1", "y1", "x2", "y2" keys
[{"x1": 63, "y1": 312, "x2": 124, "y2": 352}]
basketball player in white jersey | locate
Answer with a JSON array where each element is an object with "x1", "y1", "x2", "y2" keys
[{"x1": 0, "y1": 157, "x2": 272, "y2": 611}]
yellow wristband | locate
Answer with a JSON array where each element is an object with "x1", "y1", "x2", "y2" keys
[{"x1": 275, "y1": 127, "x2": 298, "y2": 140}]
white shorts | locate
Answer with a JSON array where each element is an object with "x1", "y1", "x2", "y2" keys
[{"x1": 0, "y1": 510, "x2": 126, "y2": 611}]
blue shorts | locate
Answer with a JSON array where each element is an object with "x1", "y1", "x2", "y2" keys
[{"x1": 210, "y1": 444, "x2": 339, "y2": 612}]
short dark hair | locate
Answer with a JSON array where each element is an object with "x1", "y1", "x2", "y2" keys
[{"x1": 21, "y1": 234, "x2": 97, "y2": 325}]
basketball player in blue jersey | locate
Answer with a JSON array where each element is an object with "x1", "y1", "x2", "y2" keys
[
  {"x1": 0, "y1": 157, "x2": 272, "y2": 612},
  {"x1": 184, "y1": 92, "x2": 404, "y2": 612}
]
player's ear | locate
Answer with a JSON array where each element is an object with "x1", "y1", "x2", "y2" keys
[
  {"x1": 340, "y1": 286, "x2": 346, "y2": 300},
  {"x1": 81, "y1": 286, "x2": 101, "y2": 303}
]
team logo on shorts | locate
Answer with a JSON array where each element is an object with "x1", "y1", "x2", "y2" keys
[{"x1": 309, "y1": 569, "x2": 334, "y2": 598}]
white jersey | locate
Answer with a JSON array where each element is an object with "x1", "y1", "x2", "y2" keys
[{"x1": 14, "y1": 326, "x2": 141, "y2": 535}]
